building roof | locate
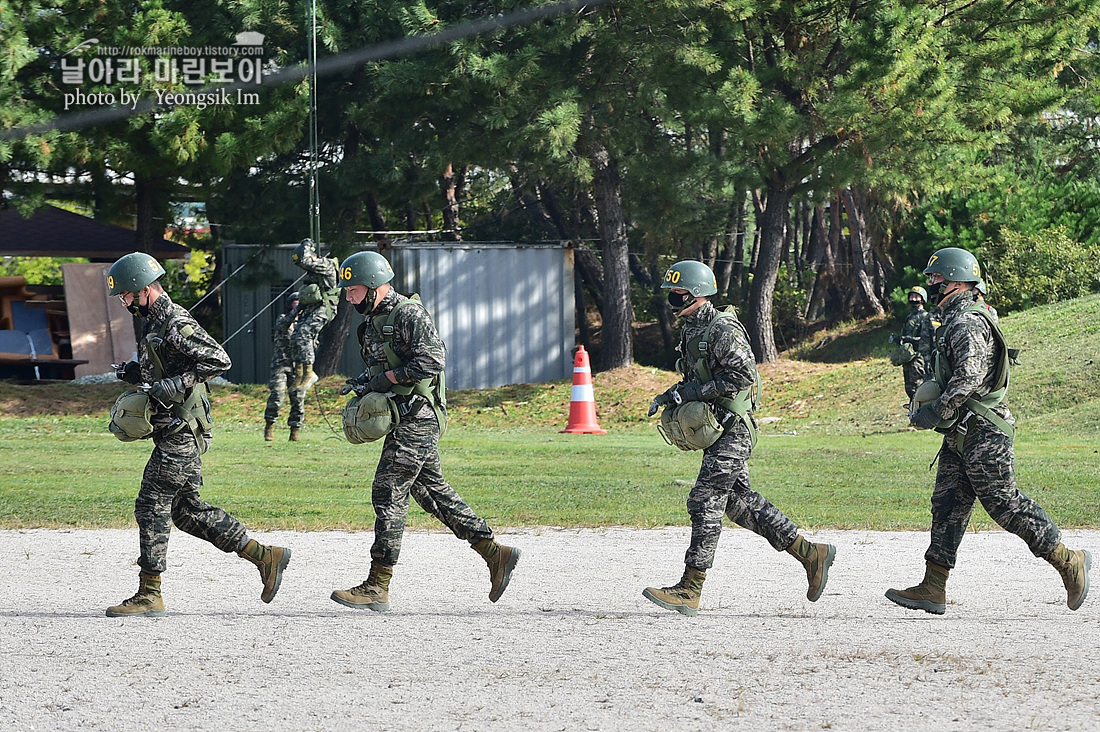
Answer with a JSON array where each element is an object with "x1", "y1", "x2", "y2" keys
[{"x1": 0, "y1": 205, "x2": 189, "y2": 260}]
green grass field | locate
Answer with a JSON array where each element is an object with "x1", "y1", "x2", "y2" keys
[{"x1": 1, "y1": 295, "x2": 1097, "y2": 530}]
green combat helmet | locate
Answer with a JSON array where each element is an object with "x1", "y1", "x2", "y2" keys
[
  {"x1": 107, "y1": 253, "x2": 166, "y2": 295},
  {"x1": 661, "y1": 260, "x2": 718, "y2": 297},
  {"x1": 908, "y1": 286, "x2": 928, "y2": 303},
  {"x1": 909, "y1": 381, "x2": 956, "y2": 431},
  {"x1": 338, "y1": 251, "x2": 395, "y2": 289},
  {"x1": 923, "y1": 247, "x2": 981, "y2": 283},
  {"x1": 342, "y1": 391, "x2": 400, "y2": 443},
  {"x1": 292, "y1": 238, "x2": 316, "y2": 264}
]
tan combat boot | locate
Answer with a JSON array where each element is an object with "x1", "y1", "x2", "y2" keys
[
  {"x1": 885, "y1": 561, "x2": 949, "y2": 615},
  {"x1": 786, "y1": 534, "x2": 837, "y2": 602},
  {"x1": 472, "y1": 539, "x2": 521, "y2": 602},
  {"x1": 288, "y1": 427, "x2": 301, "y2": 442},
  {"x1": 264, "y1": 422, "x2": 276, "y2": 441},
  {"x1": 290, "y1": 363, "x2": 304, "y2": 389},
  {"x1": 1044, "y1": 543, "x2": 1091, "y2": 611},
  {"x1": 331, "y1": 561, "x2": 393, "y2": 611},
  {"x1": 106, "y1": 572, "x2": 166, "y2": 617},
  {"x1": 299, "y1": 364, "x2": 319, "y2": 393},
  {"x1": 643, "y1": 565, "x2": 706, "y2": 617},
  {"x1": 238, "y1": 539, "x2": 292, "y2": 603}
]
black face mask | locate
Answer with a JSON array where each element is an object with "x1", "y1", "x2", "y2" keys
[
  {"x1": 354, "y1": 299, "x2": 371, "y2": 315},
  {"x1": 668, "y1": 291, "x2": 694, "y2": 310},
  {"x1": 126, "y1": 293, "x2": 150, "y2": 317},
  {"x1": 927, "y1": 282, "x2": 946, "y2": 305},
  {"x1": 908, "y1": 301, "x2": 921, "y2": 311}
]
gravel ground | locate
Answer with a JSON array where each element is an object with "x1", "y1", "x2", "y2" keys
[{"x1": 2, "y1": 527, "x2": 1099, "y2": 731}]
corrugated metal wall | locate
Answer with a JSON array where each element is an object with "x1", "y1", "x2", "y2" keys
[{"x1": 222, "y1": 242, "x2": 575, "y2": 389}]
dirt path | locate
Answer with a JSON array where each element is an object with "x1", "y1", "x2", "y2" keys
[{"x1": 2, "y1": 528, "x2": 1098, "y2": 731}]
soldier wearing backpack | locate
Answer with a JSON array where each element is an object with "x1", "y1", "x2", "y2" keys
[
  {"x1": 643, "y1": 260, "x2": 836, "y2": 616},
  {"x1": 888, "y1": 247, "x2": 1090, "y2": 614}
]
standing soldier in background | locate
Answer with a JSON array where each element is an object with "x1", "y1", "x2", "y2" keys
[
  {"x1": 890, "y1": 286, "x2": 936, "y2": 401},
  {"x1": 643, "y1": 260, "x2": 836, "y2": 616},
  {"x1": 289, "y1": 238, "x2": 339, "y2": 396},
  {"x1": 330, "y1": 250, "x2": 520, "y2": 611},
  {"x1": 888, "y1": 247, "x2": 1090, "y2": 614},
  {"x1": 105, "y1": 253, "x2": 291, "y2": 617},
  {"x1": 264, "y1": 292, "x2": 303, "y2": 441}
]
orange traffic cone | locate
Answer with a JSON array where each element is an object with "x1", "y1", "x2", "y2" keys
[{"x1": 561, "y1": 345, "x2": 607, "y2": 434}]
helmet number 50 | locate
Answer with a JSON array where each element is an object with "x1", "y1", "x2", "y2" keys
[{"x1": 665, "y1": 270, "x2": 681, "y2": 284}]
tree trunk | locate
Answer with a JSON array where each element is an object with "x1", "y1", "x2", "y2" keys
[
  {"x1": 315, "y1": 296, "x2": 353, "y2": 377},
  {"x1": 746, "y1": 180, "x2": 790, "y2": 363},
  {"x1": 133, "y1": 173, "x2": 167, "y2": 253},
  {"x1": 585, "y1": 137, "x2": 632, "y2": 370},
  {"x1": 840, "y1": 188, "x2": 886, "y2": 317},
  {"x1": 441, "y1": 163, "x2": 461, "y2": 241}
]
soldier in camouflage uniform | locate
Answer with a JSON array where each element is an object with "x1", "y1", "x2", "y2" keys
[
  {"x1": 289, "y1": 238, "x2": 339, "y2": 395},
  {"x1": 642, "y1": 260, "x2": 836, "y2": 616},
  {"x1": 887, "y1": 247, "x2": 1090, "y2": 614},
  {"x1": 105, "y1": 253, "x2": 291, "y2": 617},
  {"x1": 897, "y1": 286, "x2": 935, "y2": 400},
  {"x1": 264, "y1": 292, "x2": 304, "y2": 441},
  {"x1": 329, "y1": 250, "x2": 520, "y2": 611}
]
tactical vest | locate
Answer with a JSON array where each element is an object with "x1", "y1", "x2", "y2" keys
[
  {"x1": 356, "y1": 294, "x2": 448, "y2": 435},
  {"x1": 145, "y1": 320, "x2": 213, "y2": 449},
  {"x1": 677, "y1": 307, "x2": 761, "y2": 449},
  {"x1": 933, "y1": 303, "x2": 1020, "y2": 450}
]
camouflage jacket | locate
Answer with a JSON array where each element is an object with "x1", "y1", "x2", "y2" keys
[
  {"x1": 296, "y1": 248, "x2": 338, "y2": 302},
  {"x1": 676, "y1": 301, "x2": 757, "y2": 402},
  {"x1": 901, "y1": 307, "x2": 935, "y2": 360},
  {"x1": 139, "y1": 293, "x2": 231, "y2": 428},
  {"x1": 271, "y1": 311, "x2": 297, "y2": 368},
  {"x1": 932, "y1": 290, "x2": 1011, "y2": 423},
  {"x1": 357, "y1": 288, "x2": 446, "y2": 388}
]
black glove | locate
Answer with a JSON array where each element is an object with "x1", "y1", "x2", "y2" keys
[
  {"x1": 647, "y1": 392, "x2": 673, "y2": 417},
  {"x1": 909, "y1": 404, "x2": 942, "y2": 431},
  {"x1": 339, "y1": 378, "x2": 366, "y2": 396},
  {"x1": 674, "y1": 382, "x2": 705, "y2": 403},
  {"x1": 364, "y1": 372, "x2": 394, "y2": 393},
  {"x1": 148, "y1": 376, "x2": 185, "y2": 405},
  {"x1": 115, "y1": 361, "x2": 141, "y2": 385}
]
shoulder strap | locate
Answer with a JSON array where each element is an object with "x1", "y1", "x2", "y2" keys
[
  {"x1": 369, "y1": 295, "x2": 447, "y2": 432},
  {"x1": 692, "y1": 308, "x2": 761, "y2": 449}
]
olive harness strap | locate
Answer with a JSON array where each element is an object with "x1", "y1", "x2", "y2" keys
[
  {"x1": 684, "y1": 308, "x2": 761, "y2": 449},
  {"x1": 144, "y1": 321, "x2": 212, "y2": 444},
  {"x1": 357, "y1": 295, "x2": 448, "y2": 434},
  {"x1": 934, "y1": 304, "x2": 1019, "y2": 452}
]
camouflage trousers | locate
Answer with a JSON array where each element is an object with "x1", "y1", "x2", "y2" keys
[
  {"x1": 290, "y1": 305, "x2": 331, "y2": 365},
  {"x1": 135, "y1": 431, "x2": 249, "y2": 575},
  {"x1": 684, "y1": 421, "x2": 799, "y2": 570},
  {"x1": 902, "y1": 358, "x2": 928, "y2": 400},
  {"x1": 925, "y1": 418, "x2": 1060, "y2": 569},
  {"x1": 370, "y1": 407, "x2": 492, "y2": 567},
  {"x1": 264, "y1": 362, "x2": 305, "y2": 427}
]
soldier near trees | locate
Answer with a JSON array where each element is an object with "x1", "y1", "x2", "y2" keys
[
  {"x1": 288, "y1": 238, "x2": 339, "y2": 396},
  {"x1": 104, "y1": 253, "x2": 291, "y2": 617},
  {"x1": 889, "y1": 286, "x2": 935, "y2": 400},
  {"x1": 330, "y1": 250, "x2": 520, "y2": 611},
  {"x1": 264, "y1": 291, "x2": 304, "y2": 441},
  {"x1": 888, "y1": 247, "x2": 1091, "y2": 615},
  {"x1": 642, "y1": 260, "x2": 836, "y2": 616}
]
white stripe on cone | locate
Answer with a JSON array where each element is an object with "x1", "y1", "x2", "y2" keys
[{"x1": 571, "y1": 384, "x2": 594, "y2": 402}]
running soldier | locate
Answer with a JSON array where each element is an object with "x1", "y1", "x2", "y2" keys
[
  {"x1": 887, "y1": 247, "x2": 1090, "y2": 614},
  {"x1": 264, "y1": 292, "x2": 304, "y2": 441},
  {"x1": 105, "y1": 253, "x2": 291, "y2": 617},
  {"x1": 289, "y1": 238, "x2": 339, "y2": 395},
  {"x1": 330, "y1": 250, "x2": 520, "y2": 611},
  {"x1": 643, "y1": 260, "x2": 836, "y2": 616}
]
